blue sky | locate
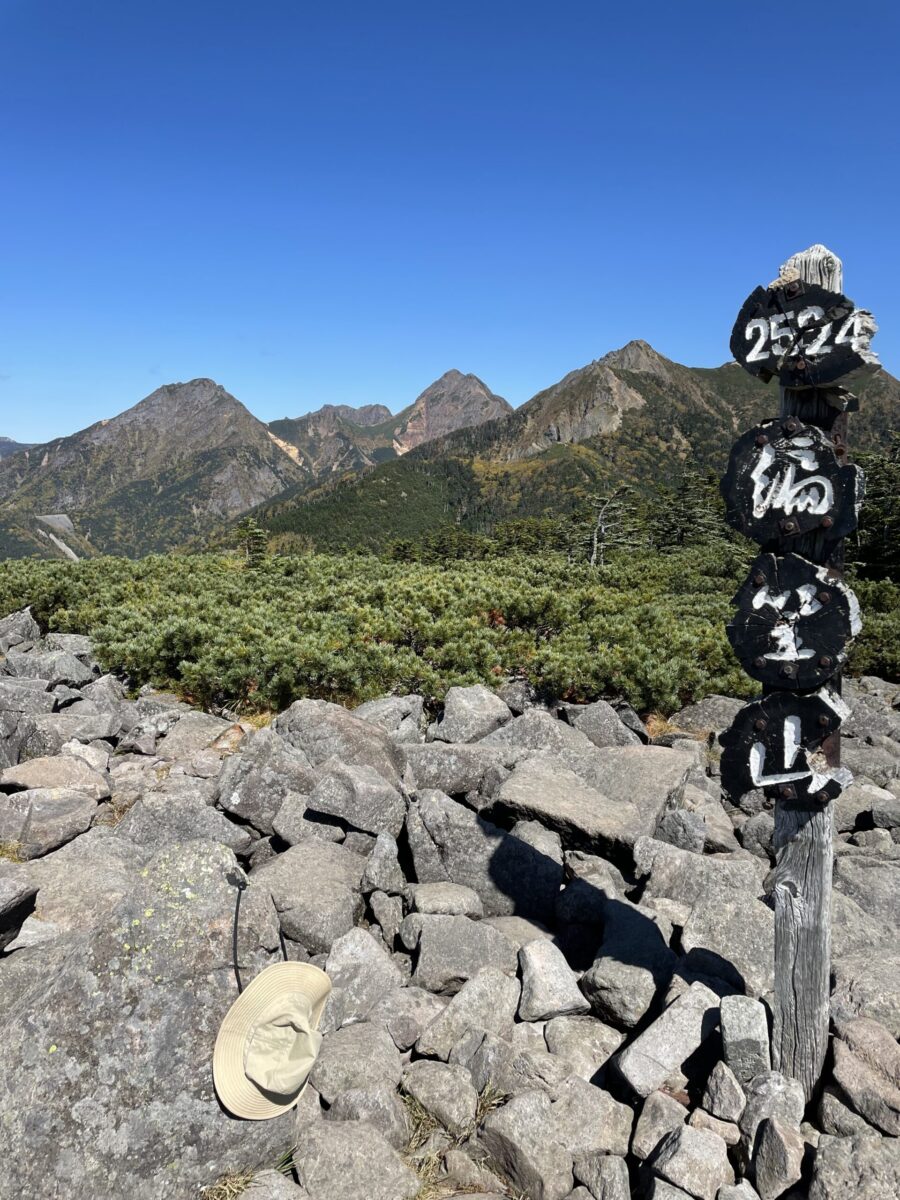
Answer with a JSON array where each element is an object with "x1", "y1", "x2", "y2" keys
[{"x1": 2, "y1": 1, "x2": 898, "y2": 442}]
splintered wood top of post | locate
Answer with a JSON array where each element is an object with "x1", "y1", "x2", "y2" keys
[{"x1": 772, "y1": 244, "x2": 844, "y2": 292}]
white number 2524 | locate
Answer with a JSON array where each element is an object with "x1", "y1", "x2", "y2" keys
[{"x1": 744, "y1": 306, "x2": 874, "y2": 363}]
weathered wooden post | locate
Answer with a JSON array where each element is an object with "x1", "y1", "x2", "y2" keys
[{"x1": 719, "y1": 245, "x2": 878, "y2": 1101}]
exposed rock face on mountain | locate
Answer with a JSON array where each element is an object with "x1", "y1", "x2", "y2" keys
[
  {"x1": 0, "y1": 438, "x2": 34, "y2": 461},
  {"x1": 267, "y1": 373, "x2": 510, "y2": 482},
  {"x1": 391, "y1": 370, "x2": 512, "y2": 455},
  {"x1": 0, "y1": 380, "x2": 305, "y2": 557},
  {"x1": 1, "y1": 609, "x2": 898, "y2": 1198}
]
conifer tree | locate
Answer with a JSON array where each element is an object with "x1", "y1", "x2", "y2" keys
[{"x1": 235, "y1": 516, "x2": 267, "y2": 567}]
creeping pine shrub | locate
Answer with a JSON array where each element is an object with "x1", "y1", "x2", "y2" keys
[{"x1": 0, "y1": 547, "x2": 895, "y2": 715}]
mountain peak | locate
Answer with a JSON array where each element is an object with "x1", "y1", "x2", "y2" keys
[
  {"x1": 393, "y1": 370, "x2": 511, "y2": 454},
  {"x1": 601, "y1": 340, "x2": 672, "y2": 377}
]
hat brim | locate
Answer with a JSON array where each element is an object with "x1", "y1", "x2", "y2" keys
[{"x1": 213, "y1": 961, "x2": 332, "y2": 1120}]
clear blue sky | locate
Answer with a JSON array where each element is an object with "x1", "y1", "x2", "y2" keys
[{"x1": 2, "y1": 1, "x2": 898, "y2": 442}]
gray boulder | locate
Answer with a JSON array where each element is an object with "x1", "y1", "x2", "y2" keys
[
  {"x1": 402, "y1": 1058, "x2": 478, "y2": 1135},
  {"x1": 681, "y1": 896, "x2": 774, "y2": 998},
  {"x1": 481, "y1": 1090, "x2": 575, "y2": 1200},
  {"x1": 809, "y1": 1134, "x2": 900, "y2": 1200},
  {"x1": 215, "y1": 727, "x2": 316, "y2": 834},
  {"x1": 251, "y1": 839, "x2": 366, "y2": 953},
  {"x1": 613, "y1": 982, "x2": 720, "y2": 1098},
  {"x1": 0, "y1": 678, "x2": 55, "y2": 715},
  {"x1": 434, "y1": 684, "x2": 512, "y2": 743},
  {"x1": 5, "y1": 833, "x2": 145, "y2": 959},
  {"x1": 632, "y1": 1090, "x2": 689, "y2": 1160},
  {"x1": 720, "y1": 996, "x2": 771, "y2": 1085},
  {"x1": 738, "y1": 1072, "x2": 805, "y2": 1151},
  {"x1": 752, "y1": 1117, "x2": 804, "y2": 1200},
  {"x1": 580, "y1": 898, "x2": 678, "y2": 1028},
  {"x1": 0, "y1": 787, "x2": 97, "y2": 858},
  {"x1": 409, "y1": 881, "x2": 483, "y2": 917},
  {"x1": 353, "y1": 693, "x2": 424, "y2": 743},
  {"x1": 361, "y1": 831, "x2": 406, "y2": 895},
  {"x1": 326, "y1": 1082, "x2": 410, "y2": 1149},
  {"x1": 563, "y1": 699, "x2": 641, "y2": 748},
  {"x1": 635, "y1": 837, "x2": 762, "y2": 906},
  {"x1": 648, "y1": 1125, "x2": 735, "y2": 1200},
  {"x1": 656, "y1": 809, "x2": 707, "y2": 855},
  {"x1": 573, "y1": 1153, "x2": 631, "y2": 1200},
  {"x1": 739, "y1": 813, "x2": 775, "y2": 861},
  {"x1": 831, "y1": 950, "x2": 900, "y2": 1037},
  {"x1": 116, "y1": 790, "x2": 252, "y2": 855},
  {"x1": 291, "y1": 1119, "x2": 419, "y2": 1200},
  {"x1": 831, "y1": 1017, "x2": 900, "y2": 1136},
  {"x1": 4, "y1": 648, "x2": 95, "y2": 687},
  {"x1": 0, "y1": 608, "x2": 40, "y2": 652},
  {"x1": 19, "y1": 712, "x2": 122, "y2": 757},
  {"x1": 0, "y1": 841, "x2": 296, "y2": 1199},
  {"x1": 493, "y1": 757, "x2": 635, "y2": 857},
  {"x1": 416, "y1": 967, "x2": 521, "y2": 1059},
  {"x1": 309, "y1": 1021, "x2": 402, "y2": 1104},
  {"x1": 275, "y1": 698, "x2": 404, "y2": 784},
  {"x1": 411, "y1": 789, "x2": 563, "y2": 920},
  {"x1": 551, "y1": 1074, "x2": 633, "y2": 1158},
  {"x1": 305, "y1": 760, "x2": 406, "y2": 837},
  {"x1": 367, "y1": 985, "x2": 448, "y2": 1051},
  {"x1": 543, "y1": 1014, "x2": 623, "y2": 1082},
  {"x1": 673, "y1": 696, "x2": 745, "y2": 736},
  {"x1": 322, "y1": 926, "x2": 404, "y2": 1027},
  {"x1": 405, "y1": 912, "x2": 517, "y2": 993},
  {"x1": 1, "y1": 753, "x2": 110, "y2": 800},
  {"x1": 702, "y1": 1061, "x2": 746, "y2": 1124},
  {"x1": 833, "y1": 854, "x2": 900, "y2": 928},
  {"x1": 271, "y1": 792, "x2": 343, "y2": 846},
  {"x1": 154, "y1": 711, "x2": 237, "y2": 760},
  {"x1": 404, "y1": 742, "x2": 512, "y2": 795},
  {"x1": 818, "y1": 1087, "x2": 881, "y2": 1138},
  {"x1": 519, "y1": 939, "x2": 590, "y2": 1021}
]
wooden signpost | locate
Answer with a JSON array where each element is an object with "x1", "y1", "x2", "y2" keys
[{"x1": 721, "y1": 245, "x2": 878, "y2": 1102}]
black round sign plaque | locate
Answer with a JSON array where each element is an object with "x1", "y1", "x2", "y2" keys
[
  {"x1": 727, "y1": 553, "x2": 861, "y2": 691},
  {"x1": 719, "y1": 688, "x2": 852, "y2": 805},
  {"x1": 721, "y1": 420, "x2": 864, "y2": 545},
  {"x1": 730, "y1": 283, "x2": 877, "y2": 387}
]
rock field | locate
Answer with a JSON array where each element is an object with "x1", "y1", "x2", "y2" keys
[{"x1": 0, "y1": 605, "x2": 898, "y2": 1199}]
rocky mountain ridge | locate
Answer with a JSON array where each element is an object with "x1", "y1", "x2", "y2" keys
[
  {"x1": 0, "y1": 606, "x2": 898, "y2": 1199},
  {"x1": 2, "y1": 346, "x2": 896, "y2": 560},
  {"x1": 267, "y1": 370, "x2": 510, "y2": 481},
  {"x1": 252, "y1": 345, "x2": 900, "y2": 552},
  {"x1": 0, "y1": 371, "x2": 510, "y2": 559},
  {"x1": 0, "y1": 437, "x2": 34, "y2": 461}
]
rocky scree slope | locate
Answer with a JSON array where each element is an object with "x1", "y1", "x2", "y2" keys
[{"x1": 0, "y1": 606, "x2": 899, "y2": 1199}]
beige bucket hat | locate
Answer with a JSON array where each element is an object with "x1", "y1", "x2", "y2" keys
[{"x1": 213, "y1": 961, "x2": 332, "y2": 1120}]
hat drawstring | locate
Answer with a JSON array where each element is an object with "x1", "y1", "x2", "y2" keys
[{"x1": 229, "y1": 871, "x2": 289, "y2": 995}]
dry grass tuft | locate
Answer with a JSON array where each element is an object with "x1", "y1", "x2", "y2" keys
[
  {"x1": 92, "y1": 795, "x2": 136, "y2": 828},
  {"x1": 0, "y1": 840, "x2": 24, "y2": 863},
  {"x1": 401, "y1": 1081, "x2": 520, "y2": 1200},
  {"x1": 199, "y1": 1169, "x2": 255, "y2": 1200},
  {"x1": 242, "y1": 710, "x2": 276, "y2": 730}
]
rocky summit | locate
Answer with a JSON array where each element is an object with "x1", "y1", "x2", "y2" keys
[{"x1": 1, "y1": 608, "x2": 899, "y2": 1199}]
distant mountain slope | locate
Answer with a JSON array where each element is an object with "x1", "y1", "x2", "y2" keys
[
  {"x1": 0, "y1": 379, "x2": 305, "y2": 557},
  {"x1": 255, "y1": 342, "x2": 900, "y2": 551},
  {"x1": 267, "y1": 371, "x2": 510, "y2": 481},
  {"x1": 0, "y1": 437, "x2": 35, "y2": 460}
]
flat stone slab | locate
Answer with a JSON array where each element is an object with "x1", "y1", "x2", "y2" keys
[{"x1": 614, "y1": 982, "x2": 720, "y2": 1098}]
